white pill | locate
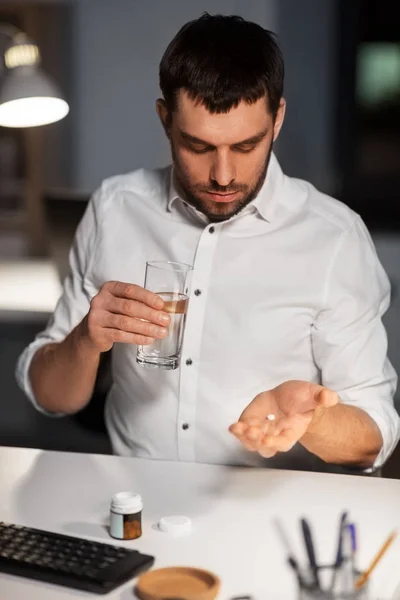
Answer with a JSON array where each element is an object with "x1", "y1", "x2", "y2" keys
[{"x1": 266, "y1": 413, "x2": 276, "y2": 421}]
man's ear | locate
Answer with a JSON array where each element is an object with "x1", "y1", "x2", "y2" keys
[
  {"x1": 273, "y1": 98, "x2": 286, "y2": 142},
  {"x1": 156, "y1": 98, "x2": 171, "y2": 138}
]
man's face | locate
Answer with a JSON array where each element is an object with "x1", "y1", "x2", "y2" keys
[{"x1": 158, "y1": 91, "x2": 285, "y2": 222}]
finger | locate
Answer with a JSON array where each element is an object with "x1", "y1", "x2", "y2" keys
[
  {"x1": 102, "y1": 313, "x2": 168, "y2": 339},
  {"x1": 229, "y1": 422, "x2": 248, "y2": 436},
  {"x1": 260, "y1": 431, "x2": 297, "y2": 453},
  {"x1": 229, "y1": 425, "x2": 258, "y2": 452},
  {"x1": 106, "y1": 329, "x2": 155, "y2": 345},
  {"x1": 231, "y1": 422, "x2": 279, "y2": 456},
  {"x1": 239, "y1": 438, "x2": 259, "y2": 452},
  {"x1": 257, "y1": 446, "x2": 278, "y2": 459},
  {"x1": 105, "y1": 295, "x2": 170, "y2": 326},
  {"x1": 245, "y1": 425, "x2": 264, "y2": 444},
  {"x1": 316, "y1": 387, "x2": 339, "y2": 408},
  {"x1": 229, "y1": 424, "x2": 258, "y2": 449},
  {"x1": 105, "y1": 281, "x2": 164, "y2": 310},
  {"x1": 239, "y1": 418, "x2": 264, "y2": 444}
]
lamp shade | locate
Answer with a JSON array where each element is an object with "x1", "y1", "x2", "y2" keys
[{"x1": 0, "y1": 65, "x2": 69, "y2": 127}]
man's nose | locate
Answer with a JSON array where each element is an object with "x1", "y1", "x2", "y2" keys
[{"x1": 210, "y1": 150, "x2": 236, "y2": 188}]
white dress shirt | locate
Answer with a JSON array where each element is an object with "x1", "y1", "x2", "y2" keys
[{"x1": 16, "y1": 154, "x2": 400, "y2": 472}]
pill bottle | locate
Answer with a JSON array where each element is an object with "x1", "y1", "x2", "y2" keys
[{"x1": 109, "y1": 491, "x2": 143, "y2": 540}]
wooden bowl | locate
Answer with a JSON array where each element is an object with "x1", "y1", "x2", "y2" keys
[{"x1": 135, "y1": 566, "x2": 220, "y2": 600}]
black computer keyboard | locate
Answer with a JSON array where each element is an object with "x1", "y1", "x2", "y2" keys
[{"x1": 0, "y1": 521, "x2": 154, "y2": 594}]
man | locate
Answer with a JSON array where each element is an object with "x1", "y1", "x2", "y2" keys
[{"x1": 17, "y1": 14, "x2": 399, "y2": 473}]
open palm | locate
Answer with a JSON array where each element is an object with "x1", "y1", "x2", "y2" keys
[{"x1": 229, "y1": 380, "x2": 338, "y2": 458}]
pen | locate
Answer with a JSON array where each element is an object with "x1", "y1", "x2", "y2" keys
[
  {"x1": 330, "y1": 510, "x2": 348, "y2": 590},
  {"x1": 287, "y1": 556, "x2": 308, "y2": 588},
  {"x1": 273, "y1": 518, "x2": 307, "y2": 588},
  {"x1": 348, "y1": 523, "x2": 357, "y2": 570},
  {"x1": 331, "y1": 524, "x2": 355, "y2": 596},
  {"x1": 273, "y1": 517, "x2": 295, "y2": 558},
  {"x1": 334, "y1": 511, "x2": 349, "y2": 567},
  {"x1": 300, "y1": 518, "x2": 320, "y2": 589}
]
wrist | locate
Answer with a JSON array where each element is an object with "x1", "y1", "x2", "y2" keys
[
  {"x1": 303, "y1": 404, "x2": 329, "y2": 437},
  {"x1": 72, "y1": 317, "x2": 103, "y2": 359}
]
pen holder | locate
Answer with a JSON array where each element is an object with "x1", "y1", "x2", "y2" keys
[{"x1": 298, "y1": 565, "x2": 369, "y2": 600}]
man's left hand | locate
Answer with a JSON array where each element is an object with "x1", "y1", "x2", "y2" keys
[{"x1": 229, "y1": 380, "x2": 339, "y2": 458}]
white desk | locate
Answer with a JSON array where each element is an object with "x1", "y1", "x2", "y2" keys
[{"x1": 0, "y1": 446, "x2": 400, "y2": 600}]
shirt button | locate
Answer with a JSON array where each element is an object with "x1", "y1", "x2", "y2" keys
[
  {"x1": 209, "y1": 226, "x2": 215, "y2": 234},
  {"x1": 194, "y1": 289, "x2": 202, "y2": 296},
  {"x1": 182, "y1": 423, "x2": 189, "y2": 430},
  {"x1": 185, "y1": 358, "x2": 193, "y2": 366}
]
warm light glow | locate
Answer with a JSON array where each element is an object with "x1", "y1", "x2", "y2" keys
[{"x1": 0, "y1": 96, "x2": 69, "y2": 127}]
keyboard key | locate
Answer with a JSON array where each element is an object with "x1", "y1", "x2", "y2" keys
[{"x1": 0, "y1": 521, "x2": 154, "y2": 593}]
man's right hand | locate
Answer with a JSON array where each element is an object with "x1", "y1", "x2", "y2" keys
[{"x1": 81, "y1": 281, "x2": 170, "y2": 353}]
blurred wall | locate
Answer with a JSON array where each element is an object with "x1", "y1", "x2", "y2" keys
[
  {"x1": 67, "y1": 0, "x2": 339, "y2": 196},
  {"x1": 276, "y1": 0, "x2": 338, "y2": 195},
  {"x1": 69, "y1": 0, "x2": 277, "y2": 192}
]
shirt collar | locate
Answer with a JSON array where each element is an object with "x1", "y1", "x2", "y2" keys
[{"x1": 167, "y1": 151, "x2": 284, "y2": 223}]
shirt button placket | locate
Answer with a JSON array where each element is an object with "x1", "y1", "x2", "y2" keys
[{"x1": 177, "y1": 224, "x2": 220, "y2": 462}]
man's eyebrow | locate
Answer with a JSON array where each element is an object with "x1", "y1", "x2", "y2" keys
[{"x1": 178, "y1": 127, "x2": 270, "y2": 147}]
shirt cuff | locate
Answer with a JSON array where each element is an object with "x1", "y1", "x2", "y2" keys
[
  {"x1": 15, "y1": 339, "x2": 66, "y2": 418},
  {"x1": 358, "y1": 406, "x2": 400, "y2": 472}
]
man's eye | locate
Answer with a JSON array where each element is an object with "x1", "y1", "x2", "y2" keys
[
  {"x1": 234, "y1": 144, "x2": 257, "y2": 153},
  {"x1": 188, "y1": 145, "x2": 211, "y2": 154}
]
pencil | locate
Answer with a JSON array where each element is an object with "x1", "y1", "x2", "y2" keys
[{"x1": 354, "y1": 530, "x2": 397, "y2": 590}]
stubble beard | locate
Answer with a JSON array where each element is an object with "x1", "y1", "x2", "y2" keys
[{"x1": 171, "y1": 142, "x2": 273, "y2": 222}]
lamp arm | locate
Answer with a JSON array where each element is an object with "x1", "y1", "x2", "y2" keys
[{"x1": 0, "y1": 23, "x2": 24, "y2": 40}]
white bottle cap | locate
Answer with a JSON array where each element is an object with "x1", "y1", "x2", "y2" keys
[
  {"x1": 158, "y1": 515, "x2": 192, "y2": 535},
  {"x1": 111, "y1": 491, "x2": 143, "y2": 514}
]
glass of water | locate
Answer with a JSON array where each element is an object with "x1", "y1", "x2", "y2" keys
[{"x1": 136, "y1": 261, "x2": 193, "y2": 370}]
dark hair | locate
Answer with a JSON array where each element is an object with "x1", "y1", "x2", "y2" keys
[{"x1": 159, "y1": 13, "x2": 284, "y2": 118}]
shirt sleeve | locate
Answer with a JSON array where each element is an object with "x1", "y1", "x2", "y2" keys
[
  {"x1": 311, "y1": 215, "x2": 400, "y2": 470},
  {"x1": 15, "y1": 187, "x2": 102, "y2": 415}
]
